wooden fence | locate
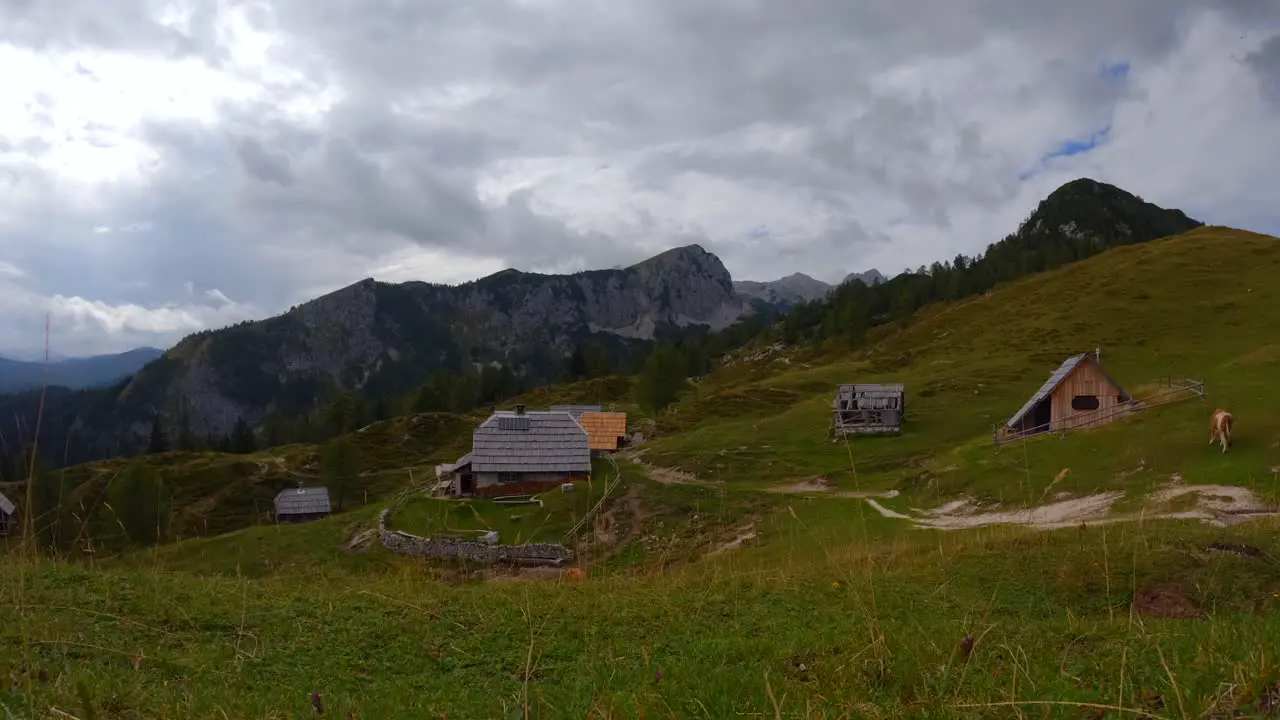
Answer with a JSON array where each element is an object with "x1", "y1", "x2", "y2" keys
[{"x1": 992, "y1": 378, "x2": 1205, "y2": 447}]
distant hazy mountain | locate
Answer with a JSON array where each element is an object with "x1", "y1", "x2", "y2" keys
[
  {"x1": 734, "y1": 273, "x2": 834, "y2": 306},
  {"x1": 735, "y1": 268, "x2": 888, "y2": 306},
  {"x1": 842, "y1": 269, "x2": 886, "y2": 287},
  {"x1": 0, "y1": 347, "x2": 165, "y2": 393}
]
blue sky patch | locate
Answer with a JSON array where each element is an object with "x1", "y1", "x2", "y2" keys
[
  {"x1": 1018, "y1": 125, "x2": 1113, "y2": 182},
  {"x1": 1046, "y1": 125, "x2": 1112, "y2": 159},
  {"x1": 1100, "y1": 61, "x2": 1130, "y2": 80}
]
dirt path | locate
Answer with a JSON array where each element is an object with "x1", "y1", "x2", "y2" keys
[
  {"x1": 620, "y1": 450, "x2": 721, "y2": 487},
  {"x1": 768, "y1": 476, "x2": 900, "y2": 499},
  {"x1": 865, "y1": 483, "x2": 1278, "y2": 531}
]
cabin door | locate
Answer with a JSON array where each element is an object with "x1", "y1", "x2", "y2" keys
[
  {"x1": 1031, "y1": 400, "x2": 1052, "y2": 433},
  {"x1": 460, "y1": 474, "x2": 475, "y2": 495}
]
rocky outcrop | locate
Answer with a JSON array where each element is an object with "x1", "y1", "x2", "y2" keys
[{"x1": 1017, "y1": 178, "x2": 1202, "y2": 251}]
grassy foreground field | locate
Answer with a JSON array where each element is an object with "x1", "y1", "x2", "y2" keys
[
  {"x1": 5, "y1": 514, "x2": 1280, "y2": 717},
  {"x1": 4, "y1": 226, "x2": 1280, "y2": 717}
]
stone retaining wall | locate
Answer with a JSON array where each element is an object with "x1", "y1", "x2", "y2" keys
[{"x1": 377, "y1": 509, "x2": 572, "y2": 565}]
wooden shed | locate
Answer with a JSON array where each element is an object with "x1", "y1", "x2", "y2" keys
[
  {"x1": 578, "y1": 412, "x2": 628, "y2": 452},
  {"x1": 273, "y1": 484, "x2": 332, "y2": 524},
  {"x1": 831, "y1": 384, "x2": 905, "y2": 436},
  {"x1": 1004, "y1": 352, "x2": 1130, "y2": 437}
]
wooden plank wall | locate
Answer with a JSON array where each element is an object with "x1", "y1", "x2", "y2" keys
[{"x1": 1049, "y1": 359, "x2": 1126, "y2": 431}]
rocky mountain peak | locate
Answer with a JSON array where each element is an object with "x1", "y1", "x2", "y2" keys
[
  {"x1": 631, "y1": 244, "x2": 731, "y2": 287},
  {"x1": 1020, "y1": 177, "x2": 1202, "y2": 246},
  {"x1": 841, "y1": 269, "x2": 886, "y2": 287}
]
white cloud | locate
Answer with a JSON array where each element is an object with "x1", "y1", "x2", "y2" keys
[{"x1": 41, "y1": 293, "x2": 260, "y2": 356}]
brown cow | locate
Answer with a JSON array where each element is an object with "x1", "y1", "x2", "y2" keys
[{"x1": 1209, "y1": 408, "x2": 1233, "y2": 453}]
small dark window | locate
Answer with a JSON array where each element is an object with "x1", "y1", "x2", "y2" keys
[
  {"x1": 1071, "y1": 395, "x2": 1100, "y2": 411},
  {"x1": 498, "y1": 472, "x2": 520, "y2": 484}
]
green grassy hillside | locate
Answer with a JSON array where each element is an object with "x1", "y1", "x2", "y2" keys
[
  {"x1": 5, "y1": 226, "x2": 1280, "y2": 717},
  {"x1": 645, "y1": 226, "x2": 1280, "y2": 506}
]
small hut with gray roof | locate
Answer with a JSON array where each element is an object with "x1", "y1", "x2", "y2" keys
[
  {"x1": 0, "y1": 490, "x2": 18, "y2": 536},
  {"x1": 1002, "y1": 351, "x2": 1130, "y2": 440},
  {"x1": 273, "y1": 483, "x2": 332, "y2": 524},
  {"x1": 443, "y1": 404, "x2": 591, "y2": 497}
]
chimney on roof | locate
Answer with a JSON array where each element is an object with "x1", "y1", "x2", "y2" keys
[{"x1": 515, "y1": 404, "x2": 526, "y2": 415}]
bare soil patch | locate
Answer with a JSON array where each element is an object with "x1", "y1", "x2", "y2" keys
[
  {"x1": 1132, "y1": 583, "x2": 1202, "y2": 619},
  {"x1": 1204, "y1": 542, "x2": 1263, "y2": 558}
]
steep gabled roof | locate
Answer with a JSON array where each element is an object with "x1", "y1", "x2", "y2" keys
[
  {"x1": 471, "y1": 411, "x2": 591, "y2": 473},
  {"x1": 578, "y1": 412, "x2": 628, "y2": 451},
  {"x1": 273, "y1": 486, "x2": 332, "y2": 515},
  {"x1": 1005, "y1": 353, "x2": 1129, "y2": 428}
]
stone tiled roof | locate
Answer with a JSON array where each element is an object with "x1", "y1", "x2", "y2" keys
[
  {"x1": 273, "y1": 486, "x2": 332, "y2": 515},
  {"x1": 470, "y1": 411, "x2": 591, "y2": 473}
]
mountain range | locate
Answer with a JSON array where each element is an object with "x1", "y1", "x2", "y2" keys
[
  {"x1": 0, "y1": 347, "x2": 164, "y2": 394},
  {"x1": 0, "y1": 177, "x2": 1203, "y2": 470},
  {"x1": 734, "y1": 269, "x2": 886, "y2": 306}
]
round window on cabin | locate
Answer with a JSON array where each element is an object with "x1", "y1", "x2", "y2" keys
[{"x1": 1071, "y1": 395, "x2": 1100, "y2": 411}]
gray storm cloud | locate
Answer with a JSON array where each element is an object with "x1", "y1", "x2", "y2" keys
[{"x1": 0, "y1": 0, "x2": 1277, "y2": 356}]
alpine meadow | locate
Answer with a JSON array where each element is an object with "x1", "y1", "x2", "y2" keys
[
  {"x1": 4, "y1": 182, "x2": 1280, "y2": 717},
  {"x1": 5, "y1": 2, "x2": 1280, "y2": 717}
]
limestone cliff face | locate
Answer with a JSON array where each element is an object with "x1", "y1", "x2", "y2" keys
[{"x1": 111, "y1": 244, "x2": 755, "y2": 440}]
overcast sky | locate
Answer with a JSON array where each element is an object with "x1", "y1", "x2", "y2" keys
[{"x1": 2, "y1": 0, "x2": 1278, "y2": 358}]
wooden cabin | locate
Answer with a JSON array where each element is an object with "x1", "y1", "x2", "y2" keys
[
  {"x1": 273, "y1": 484, "x2": 332, "y2": 524},
  {"x1": 442, "y1": 405, "x2": 591, "y2": 497},
  {"x1": 831, "y1": 384, "x2": 905, "y2": 436},
  {"x1": 1004, "y1": 352, "x2": 1130, "y2": 437}
]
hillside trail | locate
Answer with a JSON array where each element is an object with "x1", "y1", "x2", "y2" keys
[
  {"x1": 618, "y1": 449, "x2": 722, "y2": 487},
  {"x1": 767, "y1": 476, "x2": 900, "y2": 499},
  {"x1": 620, "y1": 451, "x2": 899, "y2": 499},
  {"x1": 864, "y1": 482, "x2": 1278, "y2": 531}
]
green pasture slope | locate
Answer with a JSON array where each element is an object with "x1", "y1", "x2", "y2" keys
[
  {"x1": 4, "y1": 226, "x2": 1280, "y2": 718},
  {"x1": 646, "y1": 225, "x2": 1280, "y2": 507}
]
